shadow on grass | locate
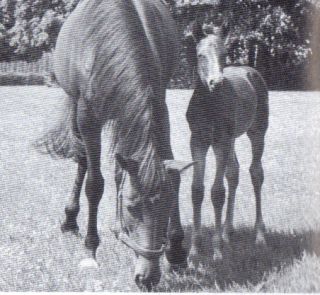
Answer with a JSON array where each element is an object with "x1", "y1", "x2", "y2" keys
[{"x1": 158, "y1": 226, "x2": 320, "y2": 291}]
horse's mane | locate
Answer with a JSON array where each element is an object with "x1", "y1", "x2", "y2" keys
[{"x1": 84, "y1": 0, "x2": 165, "y2": 192}]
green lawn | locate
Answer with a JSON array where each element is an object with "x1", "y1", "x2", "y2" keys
[{"x1": 0, "y1": 86, "x2": 320, "y2": 291}]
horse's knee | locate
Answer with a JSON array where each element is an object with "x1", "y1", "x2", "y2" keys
[
  {"x1": 250, "y1": 161, "x2": 264, "y2": 187},
  {"x1": 191, "y1": 184, "x2": 205, "y2": 207},
  {"x1": 211, "y1": 184, "x2": 226, "y2": 209},
  {"x1": 226, "y1": 163, "x2": 239, "y2": 188}
]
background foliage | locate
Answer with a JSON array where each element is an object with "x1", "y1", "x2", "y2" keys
[{"x1": 0, "y1": 0, "x2": 319, "y2": 89}]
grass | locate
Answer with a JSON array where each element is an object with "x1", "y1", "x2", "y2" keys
[{"x1": 0, "y1": 86, "x2": 320, "y2": 291}]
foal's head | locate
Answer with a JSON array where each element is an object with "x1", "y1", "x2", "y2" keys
[{"x1": 186, "y1": 21, "x2": 229, "y2": 92}]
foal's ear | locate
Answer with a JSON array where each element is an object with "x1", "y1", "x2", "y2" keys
[
  {"x1": 115, "y1": 154, "x2": 139, "y2": 175},
  {"x1": 163, "y1": 160, "x2": 196, "y2": 174},
  {"x1": 191, "y1": 19, "x2": 205, "y2": 43}
]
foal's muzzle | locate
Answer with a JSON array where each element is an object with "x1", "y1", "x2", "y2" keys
[{"x1": 208, "y1": 76, "x2": 224, "y2": 92}]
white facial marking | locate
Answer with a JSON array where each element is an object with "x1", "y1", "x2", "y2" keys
[{"x1": 197, "y1": 35, "x2": 224, "y2": 91}]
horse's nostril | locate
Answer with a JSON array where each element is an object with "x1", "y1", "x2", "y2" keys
[
  {"x1": 135, "y1": 274, "x2": 142, "y2": 285},
  {"x1": 209, "y1": 80, "x2": 214, "y2": 86},
  {"x1": 135, "y1": 274, "x2": 152, "y2": 291}
]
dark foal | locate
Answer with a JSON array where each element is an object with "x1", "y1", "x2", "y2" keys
[{"x1": 185, "y1": 22, "x2": 269, "y2": 260}]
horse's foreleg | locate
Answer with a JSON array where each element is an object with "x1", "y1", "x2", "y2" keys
[
  {"x1": 77, "y1": 99, "x2": 104, "y2": 259},
  {"x1": 248, "y1": 130, "x2": 266, "y2": 244},
  {"x1": 223, "y1": 144, "x2": 239, "y2": 243},
  {"x1": 189, "y1": 135, "x2": 209, "y2": 256},
  {"x1": 61, "y1": 156, "x2": 87, "y2": 234},
  {"x1": 156, "y1": 101, "x2": 186, "y2": 268},
  {"x1": 211, "y1": 139, "x2": 231, "y2": 260}
]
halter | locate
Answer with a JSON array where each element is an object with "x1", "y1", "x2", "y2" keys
[{"x1": 113, "y1": 171, "x2": 167, "y2": 260}]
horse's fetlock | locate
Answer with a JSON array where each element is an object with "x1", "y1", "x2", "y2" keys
[
  {"x1": 250, "y1": 162, "x2": 264, "y2": 184},
  {"x1": 85, "y1": 234, "x2": 100, "y2": 251}
]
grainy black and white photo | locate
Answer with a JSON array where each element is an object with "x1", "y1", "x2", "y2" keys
[{"x1": 0, "y1": 0, "x2": 320, "y2": 292}]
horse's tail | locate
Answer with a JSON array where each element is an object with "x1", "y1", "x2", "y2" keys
[{"x1": 34, "y1": 96, "x2": 85, "y2": 162}]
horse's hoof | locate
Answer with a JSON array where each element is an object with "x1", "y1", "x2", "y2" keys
[
  {"x1": 79, "y1": 258, "x2": 99, "y2": 270},
  {"x1": 255, "y1": 231, "x2": 266, "y2": 245},
  {"x1": 61, "y1": 221, "x2": 79, "y2": 235},
  {"x1": 189, "y1": 244, "x2": 201, "y2": 257},
  {"x1": 222, "y1": 226, "x2": 233, "y2": 244},
  {"x1": 222, "y1": 232, "x2": 230, "y2": 244},
  {"x1": 213, "y1": 249, "x2": 223, "y2": 261}
]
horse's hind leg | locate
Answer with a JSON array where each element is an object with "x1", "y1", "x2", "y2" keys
[
  {"x1": 189, "y1": 134, "x2": 210, "y2": 256},
  {"x1": 77, "y1": 98, "x2": 104, "y2": 258},
  {"x1": 223, "y1": 142, "x2": 239, "y2": 243},
  {"x1": 247, "y1": 129, "x2": 266, "y2": 244},
  {"x1": 61, "y1": 157, "x2": 87, "y2": 233},
  {"x1": 61, "y1": 108, "x2": 87, "y2": 234}
]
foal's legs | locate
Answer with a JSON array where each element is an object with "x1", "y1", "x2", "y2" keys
[
  {"x1": 77, "y1": 99, "x2": 104, "y2": 258},
  {"x1": 189, "y1": 134, "x2": 210, "y2": 256},
  {"x1": 223, "y1": 142, "x2": 239, "y2": 243},
  {"x1": 211, "y1": 139, "x2": 232, "y2": 260},
  {"x1": 247, "y1": 130, "x2": 266, "y2": 244}
]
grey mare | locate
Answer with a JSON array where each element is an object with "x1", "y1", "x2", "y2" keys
[{"x1": 36, "y1": 0, "x2": 193, "y2": 290}]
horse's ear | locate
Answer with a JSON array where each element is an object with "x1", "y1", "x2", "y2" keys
[
  {"x1": 191, "y1": 19, "x2": 205, "y2": 43},
  {"x1": 163, "y1": 160, "x2": 196, "y2": 173},
  {"x1": 213, "y1": 23, "x2": 230, "y2": 41},
  {"x1": 221, "y1": 22, "x2": 231, "y2": 41},
  {"x1": 115, "y1": 154, "x2": 139, "y2": 175}
]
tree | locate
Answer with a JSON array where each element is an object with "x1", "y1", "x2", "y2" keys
[
  {"x1": 0, "y1": 0, "x2": 16, "y2": 61},
  {"x1": 172, "y1": 0, "x2": 318, "y2": 89},
  {"x1": 1, "y1": 0, "x2": 80, "y2": 61}
]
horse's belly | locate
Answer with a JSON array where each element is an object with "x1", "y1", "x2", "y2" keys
[
  {"x1": 234, "y1": 88, "x2": 257, "y2": 136},
  {"x1": 223, "y1": 68, "x2": 258, "y2": 137}
]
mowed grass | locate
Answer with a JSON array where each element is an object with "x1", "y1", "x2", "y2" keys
[{"x1": 0, "y1": 86, "x2": 320, "y2": 291}]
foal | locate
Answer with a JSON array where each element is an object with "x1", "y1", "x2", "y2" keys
[{"x1": 185, "y1": 22, "x2": 269, "y2": 259}]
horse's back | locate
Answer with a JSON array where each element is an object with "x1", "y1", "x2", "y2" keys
[
  {"x1": 131, "y1": 0, "x2": 180, "y2": 82},
  {"x1": 53, "y1": 0, "x2": 179, "y2": 100}
]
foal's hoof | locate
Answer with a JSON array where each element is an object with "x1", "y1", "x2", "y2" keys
[
  {"x1": 213, "y1": 249, "x2": 223, "y2": 261},
  {"x1": 222, "y1": 226, "x2": 234, "y2": 244},
  {"x1": 61, "y1": 221, "x2": 79, "y2": 235},
  {"x1": 189, "y1": 244, "x2": 201, "y2": 257},
  {"x1": 189, "y1": 235, "x2": 202, "y2": 256},
  {"x1": 255, "y1": 231, "x2": 266, "y2": 245}
]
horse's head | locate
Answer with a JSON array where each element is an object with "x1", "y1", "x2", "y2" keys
[
  {"x1": 185, "y1": 20, "x2": 229, "y2": 92},
  {"x1": 115, "y1": 154, "x2": 193, "y2": 290}
]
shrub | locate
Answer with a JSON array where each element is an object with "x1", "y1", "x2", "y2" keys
[{"x1": 0, "y1": 73, "x2": 45, "y2": 86}]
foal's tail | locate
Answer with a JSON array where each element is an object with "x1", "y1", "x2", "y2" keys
[{"x1": 34, "y1": 96, "x2": 85, "y2": 162}]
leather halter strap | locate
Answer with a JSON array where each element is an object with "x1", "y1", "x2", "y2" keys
[{"x1": 114, "y1": 171, "x2": 167, "y2": 260}]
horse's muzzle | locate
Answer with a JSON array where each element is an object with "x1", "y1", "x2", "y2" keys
[
  {"x1": 134, "y1": 256, "x2": 161, "y2": 291},
  {"x1": 208, "y1": 76, "x2": 224, "y2": 92}
]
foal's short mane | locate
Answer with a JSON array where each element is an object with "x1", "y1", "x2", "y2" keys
[{"x1": 86, "y1": 0, "x2": 165, "y2": 192}]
